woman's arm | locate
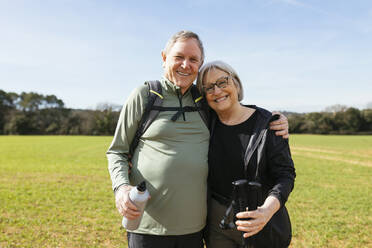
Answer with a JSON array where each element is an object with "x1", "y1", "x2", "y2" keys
[
  {"x1": 266, "y1": 130, "x2": 296, "y2": 207},
  {"x1": 235, "y1": 129, "x2": 295, "y2": 237}
]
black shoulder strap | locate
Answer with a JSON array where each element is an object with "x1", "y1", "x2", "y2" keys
[
  {"x1": 129, "y1": 82, "x2": 210, "y2": 158},
  {"x1": 190, "y1": 84, "x2": 209, "y2": 128},
  {"x1": 244, "y1": 111, "x2": 280, "y2": 180},
  {"x1": 128, "y1": 80, "x2": 163, "y2": 158},
  {"x1": 144, "y1": 84, "x2": 210, "y2": 126}
]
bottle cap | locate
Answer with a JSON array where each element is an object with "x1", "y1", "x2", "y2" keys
[{"x1": 137, "y1": 181, "x2": 147, "y2": 192}]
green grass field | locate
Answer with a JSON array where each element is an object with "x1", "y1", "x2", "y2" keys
[{"x1": 0, "y1": 135, "x2": 371, "y2": 247}]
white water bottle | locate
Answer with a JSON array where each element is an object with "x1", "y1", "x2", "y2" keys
[{"x1": 122, "y1": 181, "x2": 150, "y2": 231}]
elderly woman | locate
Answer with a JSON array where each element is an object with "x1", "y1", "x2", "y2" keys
[{"x1": 197, "y1": 61, "x2": 296, "y2": 248}]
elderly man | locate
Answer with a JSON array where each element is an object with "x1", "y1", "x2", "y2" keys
[{"x1": 107, "y1": 30, "x2": 288, "y2": 248}]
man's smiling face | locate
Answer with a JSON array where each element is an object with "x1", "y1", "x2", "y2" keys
[{"x1": 162, "y1": 38, "x2": 202, "y2": 94}]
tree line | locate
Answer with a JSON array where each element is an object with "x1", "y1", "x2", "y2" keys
[
  {"x1": 1, "y1": 90, "x2": 371, "y2": 135},
  {"x1": 0, "y1": 90, "x2": 119, "y2": 135},
  {"x1": 286, "y1": 105, "x2": 372, "y2": 134}
]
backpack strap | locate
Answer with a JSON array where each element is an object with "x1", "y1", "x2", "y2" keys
[
  {"x1": 152, "y1": 105, "x2": 200, "y2": 121},
  {"x1": 128, "y1": 80, "x2": 163, "y2": 158},
  {"x1": 159, "y1": 84, "x2": 209, "y2": 125},
  {"x1": 190, "y1": 85, "x2": 209, "y2": 128},
  {"x1": 145, "y1": 84, "x2": 209, "y2": 126},
  {"x1": 128, "y1": 82, "x2": 210, "y2": 158}
]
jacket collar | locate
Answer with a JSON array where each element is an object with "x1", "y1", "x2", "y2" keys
[
  {"x1": 160, "y1": 77, "x2": 193, "y2": 96},
  {"x1": 209, "y1": 105, "x2": 272, "y2": 136}
]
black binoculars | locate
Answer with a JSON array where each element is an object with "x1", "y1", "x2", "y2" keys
[
  {"x1": 219, "y1": 179, "x2": 262, "y2": 247},
  {"x1": 233, "y1": 179, "x2": 262, "y2": 219},
  {"x1": 220, "y1": 179, "x2": 262, "y2": 228}
]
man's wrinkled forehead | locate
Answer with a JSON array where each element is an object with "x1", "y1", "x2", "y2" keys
[{"x1": 166, "y1": 38, "x2": 199, "y2": 53}]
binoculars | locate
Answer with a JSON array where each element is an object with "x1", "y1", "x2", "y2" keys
[{"x1": 219, "y1": 179, "x2": 262, "y2": 247}]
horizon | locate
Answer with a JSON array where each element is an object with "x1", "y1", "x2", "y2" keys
[
  {"x1": 1, "y1": 0, "x2": 371, "y2": 113},
  {"x1": 1, "y1": 87, "x2": 370, "y2": 114}
]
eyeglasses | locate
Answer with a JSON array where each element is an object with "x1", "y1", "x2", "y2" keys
[{"x1": 203, "y1": 76, "x2": 230, "y2": 94}]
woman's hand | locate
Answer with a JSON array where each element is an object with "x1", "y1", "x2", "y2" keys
[{"x1": 235, "y1": 196, "x2": 280, "y2": 238}]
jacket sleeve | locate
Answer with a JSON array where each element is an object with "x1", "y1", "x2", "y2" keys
[
  {"x1": 266, "y1": 130, "x2": 296, "y2": 208},
  {"x1": 106, "y1": 85, "x2": 148, "y2": 193}
]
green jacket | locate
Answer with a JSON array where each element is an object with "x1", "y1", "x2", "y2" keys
[{"x1": 107, "y1": 77, "x2": 209, "y2": 235}]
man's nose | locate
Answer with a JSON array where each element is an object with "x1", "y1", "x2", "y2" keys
[{"x1": 181, "y1": 59, "x2": 190, "y2": 68}]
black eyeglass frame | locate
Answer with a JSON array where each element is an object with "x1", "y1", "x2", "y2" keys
[{"x1": 202, "y1": 76, "x2": 231, "y2": 94}]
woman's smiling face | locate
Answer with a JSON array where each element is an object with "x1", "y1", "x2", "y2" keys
[{"x1": 202, "y1": 68, "x2": 241, "y2": 114}]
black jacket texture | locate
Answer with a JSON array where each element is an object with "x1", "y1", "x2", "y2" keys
[{"x1": 209, "y1": 105, "x2": 296, "y2": 248}]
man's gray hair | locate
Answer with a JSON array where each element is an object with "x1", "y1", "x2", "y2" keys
[
  {"x1": 197, "y1": 60, "x2": 244, "y2": 101},
  {"x1": 164, "y1": 30, "x2": 205, "y2": 65}
]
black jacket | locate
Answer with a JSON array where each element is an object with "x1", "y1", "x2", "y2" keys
[{"x1": 209, "y1": 105, "x2": 296, "y2": 248}]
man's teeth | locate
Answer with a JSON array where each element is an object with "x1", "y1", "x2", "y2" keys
[
  {"x1": 215, "y1": 96, "x2": 227, "y2": 102},
  {"x1": 177, "y1": 71, "x2": 190, "y2": 76}
]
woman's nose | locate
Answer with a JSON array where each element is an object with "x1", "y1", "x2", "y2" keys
[{"x1": 213, "y1": 85, "x2": 222, "y2": 94}]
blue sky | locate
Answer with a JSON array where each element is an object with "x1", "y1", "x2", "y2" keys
[{"x1": 1, "y1": 0, "x2": 371, "y2": 112}]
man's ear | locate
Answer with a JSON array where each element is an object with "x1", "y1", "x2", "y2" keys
[{"x1": 161, "y1": 51, "x2": 167, "y2": 68}]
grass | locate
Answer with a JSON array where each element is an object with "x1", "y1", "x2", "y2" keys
[
  {"x1": 288, "y1": 135, "x2": 372, "y2": 247},
  {"x1": 0, "y1": 135, "x2": 371, "y2": 247},
  {"x1": 0, "y1": 136, "x2": 125, "y2": 248}
]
